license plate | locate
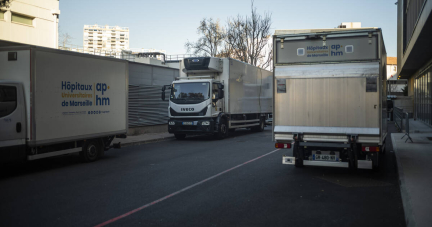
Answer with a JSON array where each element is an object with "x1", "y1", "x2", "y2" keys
[
  {"x1": 182, "y1": 122, "x2": 193, "y2": 125},
  {"x1": 313, "y1": 154, "x2": 337, "y2": 161}
]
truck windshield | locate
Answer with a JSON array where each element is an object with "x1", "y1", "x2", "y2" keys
[{"x1": 170, "y1": 82, "x2": 210, "y2": 104}]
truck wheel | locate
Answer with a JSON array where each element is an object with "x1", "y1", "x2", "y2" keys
[
  {"x1": 175, "y1": 134, "x2": 186, "y2": 140},
  {"x1": 215, "y1": 118, "x2": 228, "y2": 139},
  {"x1": 80, "y1": 140, "x2": 100, "y2": 162},
  {"x1": 348, "y1": 148, "x2": 358, "y2": 171},
  {"x1": 294, "y1": 144, "x2": 304, "y2": 167},
  {"x1": 372, "y1": 153, "x2": 380, "y2": 171},
  {"x1": 252, "y1": 118, "x2": 264, "y2": 132}
]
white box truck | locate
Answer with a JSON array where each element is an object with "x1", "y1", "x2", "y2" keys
[
  {"x1": 273, "y1": 27, "x2": 387, "y2": 170},
  {"x1": 0, "y1": 46, "x2": 128, "y2": 163},
  {"x1": 162, "y1": 57, "x2": 272, "y2": 139}
]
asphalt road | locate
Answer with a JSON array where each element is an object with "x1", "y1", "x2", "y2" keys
[{"x1": 0, "y1": 126, "x2": 405, "y2": 227}]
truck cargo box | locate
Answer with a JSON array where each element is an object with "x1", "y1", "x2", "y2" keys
[
  {"x1": 273, "y1": 28, "x2": 387, "y2": 144},
  {"x1": 0, "y1": 46, "x2": 128, "y2": 147}
]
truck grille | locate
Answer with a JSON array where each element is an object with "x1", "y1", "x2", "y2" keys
[{"x1": 170, "y1": 107, "x2": 207, "y2": 116}]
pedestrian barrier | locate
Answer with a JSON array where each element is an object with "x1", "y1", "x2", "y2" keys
[{"x1": 393, "y1": 107, "x2": 413, "y2": 143}]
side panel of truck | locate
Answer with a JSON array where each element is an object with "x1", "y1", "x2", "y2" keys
[
  {"x1": 32, "y1": 49, "x2": 128, "y2": 145},
  {"x1": 228, "y1": 59, "x2": 273, "y2": 114}
]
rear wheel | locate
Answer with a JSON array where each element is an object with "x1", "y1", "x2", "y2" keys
[
  {"x1": 294, "y1": 143, "x2": 304, "y2": 167},
  {"x1": 252, "y1": 117, "x2": 265, "y2": 132},
  {"x1": 80, "y1": 140, "x2": 101, "y2": 162},
  {"x1": 174, "y1": 134, "x2": 186, "y2": 140},
  {"x1": 372, "y1": 152, "x2": 380, "y2": 171},
  {"x1": 348, "y1": 147, "x2": 358, "y2": 171}
]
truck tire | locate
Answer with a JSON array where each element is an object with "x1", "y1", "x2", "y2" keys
[
  {"x1": 175, "y1": 134, "x2": 187, "y2": 140},
  {"x1": 372, "y1": 153, "x2": 380, "y2": 171},
  {"x1": 348, "y1": 147, "x2": 358, "y2": 171},
  {"x1": 80, "y1": 140, "x2": 100, "y2": 162},
  {"x1": 252, "y1": 118, "x2": 265, "y2": 132},
  {"x1": 215, "y1": 118, "x2": 228, "y2": 139},
  {"x1": 294, "y1": 144, "x2": 304, "y2": 167}
]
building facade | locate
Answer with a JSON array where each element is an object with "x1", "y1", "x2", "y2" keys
[
  {"x1": 397, "y1": 0, "x2": 432, "y2": 126},
  {"x1": 83, "y1": 24, "x2": 129, "y2": 58},
  {"x1": 0, "y1": 0, "x2": 60, "y2": 48}
]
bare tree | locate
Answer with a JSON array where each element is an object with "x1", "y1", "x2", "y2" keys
[
  {"x1": 58, "y1": 27, "x2": 73, "y2": 48},
  {"x1": 225, "y1": 1, "x2": 273, "y2": 69},
  {"x1": 0, "y1": 0, "x2": 13, "y2": 8},
  {"x1": 185, "y1": 18, "x2": 225, "y2": 57}
]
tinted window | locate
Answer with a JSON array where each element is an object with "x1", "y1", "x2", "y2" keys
[{"x1": 0, "y1": 85, "x2": 17, "y2": 118}]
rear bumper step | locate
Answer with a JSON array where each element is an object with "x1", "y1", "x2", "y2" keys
[{"x1": 282, "y1": 156, "x2": 372, "y2": 169}]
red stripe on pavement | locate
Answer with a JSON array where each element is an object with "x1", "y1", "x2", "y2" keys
[{"x1": 94, "y1": 149, "x2": 281, "y2": 227}]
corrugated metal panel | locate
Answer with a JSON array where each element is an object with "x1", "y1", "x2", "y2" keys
[
  {"x1": 127, "y1": 61, "x2": 178, "y2": 128},
  {"x1": 128, "y1": 85, "x2": 170, "y2": 127}
]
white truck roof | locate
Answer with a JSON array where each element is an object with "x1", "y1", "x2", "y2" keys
[{"x1": 274, "y1": 27, "x2": 379, "y2": 36}]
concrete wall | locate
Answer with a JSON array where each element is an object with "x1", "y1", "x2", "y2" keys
[{"x1": 0, "y1": 0, "x2": 59, "y2": 48}]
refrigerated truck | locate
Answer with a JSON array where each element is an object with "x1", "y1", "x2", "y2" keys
[
  {"x1": 162, "y1": 57, "x2": 273, "y2": 139},
  {"x1": 273, "y1": 27, "x2": 387, "y2": 170},
  {"x1": 0, "y1": 45, "x2": 128, "y2": 163}
]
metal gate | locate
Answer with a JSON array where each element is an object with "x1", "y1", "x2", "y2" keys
[{"x1": 128, "y1": 85, "x2": 170, "y2": 127}]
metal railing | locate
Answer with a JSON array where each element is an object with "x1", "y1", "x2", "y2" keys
[
  {"x1": 165, "y1": 54, "x2": 196, "y2": 62},
  {"x1": 394, "y1": 107, "x2": 413, "y2": 143}
]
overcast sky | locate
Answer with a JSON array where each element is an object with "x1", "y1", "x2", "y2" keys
[{"x1": 59, "y1": 0, "x2": 398, "y2": 56}]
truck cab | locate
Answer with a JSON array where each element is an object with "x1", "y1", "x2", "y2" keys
[
  {"x1": 162, "y1": 57, "x2": 272, "y2": 139},
  {"x1": 166, "y1": 78, "x2": 225, "y2": 138}
]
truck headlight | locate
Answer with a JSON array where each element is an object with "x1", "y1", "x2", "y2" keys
[
  {"x1": 201, "y1": 121, "x2": 210, "y2": 126},
  {"x1": 169, "y1": 121, "x2": 175, "y2": 125}
]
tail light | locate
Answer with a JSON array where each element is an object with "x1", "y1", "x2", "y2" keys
[
  {"x1": 362, "y1": 146, "x2": 379, "y2": 152},
  {"x1": 275, "y1": 143, "x2": 291, "y2": 149}
]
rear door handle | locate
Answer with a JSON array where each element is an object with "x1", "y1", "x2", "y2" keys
[{"x1": 16, "y1": 122, "x2": 22, "y2": 133}]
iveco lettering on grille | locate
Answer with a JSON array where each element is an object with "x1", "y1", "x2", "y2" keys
[{"x1": 181, "y1": 108, "x2": 194, "y2": 111}]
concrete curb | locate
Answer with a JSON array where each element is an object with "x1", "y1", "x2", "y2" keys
[
  {"x1": 391, "y1": 134, "x2": 415, "y2": 227},
  {"x1": 117, "y1": 136, "x2": 175, "y2": 148}
]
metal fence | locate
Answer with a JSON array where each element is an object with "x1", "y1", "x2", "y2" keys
[
  {"x1": 394, "y1": 107, "x2": 413, "y2": 143},
  {"x1": 128, "y1": 85, "x2": 170, "y2": 127}
]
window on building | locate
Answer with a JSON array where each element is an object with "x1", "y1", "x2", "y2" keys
[
  {"x1": 0, "y1": 11, "x2": 5, "y2": 20},
  {"x1": 11, "y1": 13, "x2": 34, "y2": 26}
]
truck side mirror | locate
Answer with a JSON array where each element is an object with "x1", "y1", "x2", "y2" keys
[
  {"x1": 217, "y1": 84, "x2": 224, "y2": 99},
  {"x1": 161, "y1": 85, "x2": 171, "y2": 101},
  {"x1": 218, "y1": 89, "x2": 224, "y2": 99}
]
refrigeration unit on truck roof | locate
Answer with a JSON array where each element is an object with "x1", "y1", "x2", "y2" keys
[{"x1": 272, "y1": 27, "x2": 387, "y2": 170}]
